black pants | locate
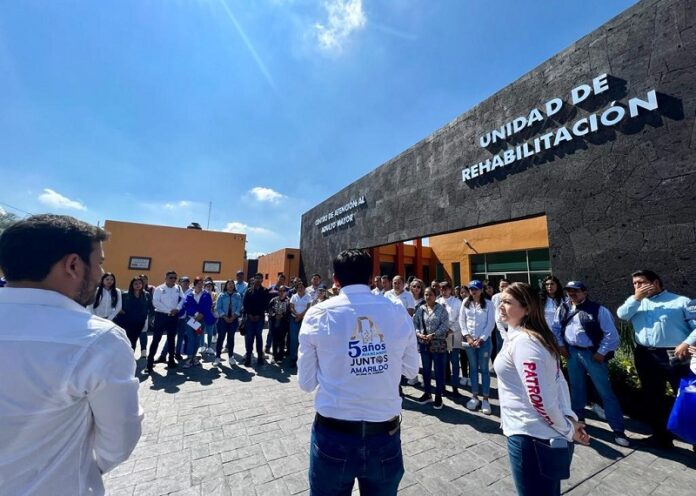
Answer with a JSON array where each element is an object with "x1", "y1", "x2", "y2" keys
[
  {"x1": 634, "y1": 345, "x2": 690, "y2": 439},
  {"x1": 270, "y1": 318, "x2": 289, "y2": 360},
  {"x1": 216, "y1": 318, "x2": 239, "y2": 358},
  {"x1": 148, "y1": 313, "x2": 178, "y2": 366},
  {"x1": 123, "y1": 322, "x2": 145, "y2": 351}
]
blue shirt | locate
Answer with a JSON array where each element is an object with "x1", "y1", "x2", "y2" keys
[
  {"x1": 215, "y1": 291, "x2": 242, "y2": 318},
  {"x1": 235, "y1": 281, "x2": 248, "y2": 298},
  {"x1": 616, "y1": 290, "x2": 696, "y2": 347},
  {"x1": 552, "y1": 302, "x2": 619, "y2": 356}
]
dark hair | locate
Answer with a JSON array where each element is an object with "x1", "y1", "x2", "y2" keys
[
  {"x1": 333, "y1": 249, "x2": 372, "y2": 287},
  {"x1": 165, "y1": 270, "x2": 177, "y2": 278},
  {"x1": 504, "y1": 282, "x2": 560, "y2": 359},
  {"x1": 631, "y1": 269, "x2": 662, "y2": 287},
  {"x1": 95, "y1": 272, "x2": 119, "y2": 308},
  {"x1": 540, "y1": 275, "x2": 564, "y2": 305},
  {"x1": 0, "y1": 214, "x2": 108, "y2": 282},
  {"x1": 311, "y1": 273, "x2": 321, "y2": 279},
  {"x1": 464, "y1": 290, "x2": 487, "y2": 309},
  {"x1": 254, "y1": 272, "x2": 263, "y2": 278},
  {"x1": 128, "y1": 277, "x2": 145, "y2": 295},
  {"x1": 224, "y1": 279, "x2": 236, "y2": 292},
  {"x1": 193, "y1": 276, "x2": 204, "y2": 285}
]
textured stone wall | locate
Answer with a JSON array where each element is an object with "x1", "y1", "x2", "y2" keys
[{"x1": 300, "y1": 0, "x2": 696, "y2": 311}]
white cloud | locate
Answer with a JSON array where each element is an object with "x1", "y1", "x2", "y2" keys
[
  {"x1": 163, "y1": 200, "x2": 193, "y2": 210},
  {"x1": 38, "y1": 188, "x2": 87, "y2": 211},
  {"x1": 247, "y1": 251, "x2": 267, "y2": 259},
  {"x1": 249, "y1": 186, "x2": 286, "y2": 203},
  {"x1": 315, "y1": 0, "x2": 366, "y2": 52},
  {"x1": 222, "y1": 221, "x2": 274, "y2": 236},
  {"x1": 0, "y1": 206, "x2": 6, "y2": 216}
]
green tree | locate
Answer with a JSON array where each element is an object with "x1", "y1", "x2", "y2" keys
[{"x1": 0, "y1": 211, "x2": 19, "y2": 235}]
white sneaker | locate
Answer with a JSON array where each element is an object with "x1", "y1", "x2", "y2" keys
[
  {"x1": 459, "y1": 377, "x2": 469, "y2": 387},
  {"x1": 407, "y1": 376, "x2": 420, "y2": 386},
  {"x1": 481, "y1": 399, "x2": 492, "y2": 415},
  {"x1": 591, "y1": 403, "x2": 607, "y2": 420},
  {"x1": 466, "y1": 398, "x2": 480, "y2": 411},
  {"x1": 213, "y1": 358, "x2": 221, "y2": 366},
  {"x1": 199, "y1": 346, "x2": 206, "y2": 353},
  {"x1": 614, "y1": 433, "x2": 630, "y2": 447},
  {"x1": 228, "y1": 357, "x2": 237, "y2": 366}
]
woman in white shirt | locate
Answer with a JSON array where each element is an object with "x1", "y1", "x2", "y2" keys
[
  {"x1": 89, "y1": 272, "x2": 122, "y2": 321},
  {"x1": 458, "y1": 280, "x2": 495, "y2": 414},
  {"x1": 494, "y1": 282, "x2": 589, "y2": 496},
  {"x1": 540, "y1": 275, "x2": 564, "y2": 330}
]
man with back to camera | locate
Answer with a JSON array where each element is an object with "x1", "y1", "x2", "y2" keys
[
  {"x1": 617, "y1": 269, "x2": 696, "y2": 449},
  {"x1": 0, "y1": 214, "x2": 143, "y2": 495},
  {"x1": 298, "y1": 249, "x2": 420, "y2": 495}
]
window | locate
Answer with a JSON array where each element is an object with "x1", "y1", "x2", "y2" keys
[
  {"x1": 469, "y1": 249, "x2": 551, "y2": 290},
  {"x1": 435, "y1": 263, "x2": 444, "y2": 281},
  {"x1": 451, "y1": 262, "x2": 461, "y2": 287}
]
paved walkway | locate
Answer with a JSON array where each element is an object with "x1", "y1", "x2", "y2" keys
[{"x1": 105, "y1": 334, "x2": 695, "y2": 495}]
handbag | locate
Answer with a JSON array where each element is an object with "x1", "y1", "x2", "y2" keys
[
  {"x1": 238, "y1": 318, "x2": 246, "y2": 336},
  {"x1": 667, "y1": 373, "x2": 696, "y2": 444}
]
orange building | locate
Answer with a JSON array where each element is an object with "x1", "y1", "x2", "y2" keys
[
  {"x1": 371, "y1": 215, "x2": 550, "y2": 290},
  {"x1": 257, "y1": 248, "x2": 301, "y2": 286},
  {"x1": 103, "y1": 220, "x2": 246, "y2": 287}
]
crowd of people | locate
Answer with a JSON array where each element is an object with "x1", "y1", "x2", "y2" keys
[
  {"x1": 95, "y1": 263, "x2": 696, "y2": 455},
  {"x1": 1, "y1": 214, "x2": 695, "y2": 496}
]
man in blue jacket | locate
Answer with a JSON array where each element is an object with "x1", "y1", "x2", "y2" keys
[{"x1": 617, "y1": 269, "x2": 696, "y2": 449}]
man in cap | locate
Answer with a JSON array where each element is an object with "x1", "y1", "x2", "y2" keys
[{"x1": 552, "y1": 280, "x2": 629, "y2": 447}]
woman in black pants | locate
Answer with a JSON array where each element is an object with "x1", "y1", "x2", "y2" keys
[{"x1": 115, "y1": 277, "x2": 151, "y2": 351}]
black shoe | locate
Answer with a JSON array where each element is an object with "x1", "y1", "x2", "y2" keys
[
  {"x1": 167, "y1": 360, "x2": 177, "y2": 369},
  {"x1": 642, "y1": 435, "x2": 674, "y2": 450},
  {"x1": 175, "y1": 353, "x2": 184, "y2": 361},
  {"x1": 155, "y1": 356, "x2": 167, "y2": 364},
  {"x1": 414, "y1": 393, "x2": 433, "y2": 405},
  {"x1": 264, "y1": 347, "x2": 271, "y2": 354},
  {"x1": 244, "y1": 358, "x2": 251, "y2": 367},
  {"x1": 433, "y1": 394, "x2": 443, "y2": 409}
]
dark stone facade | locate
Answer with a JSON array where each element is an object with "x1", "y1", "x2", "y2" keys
[{"x1": 300, "y1": 0, "x2": 696, "y2": 311}]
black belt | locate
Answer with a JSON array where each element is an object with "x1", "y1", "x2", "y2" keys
[
  {"x1": 569, "y1": 344, "x2": 592, "y2": 350},
  {"x1": 314, "y1": 413, "x2": 400, "y2": 436},
  {"x1": 635, "y1": 344, "x2": 671, "y2": 351}
]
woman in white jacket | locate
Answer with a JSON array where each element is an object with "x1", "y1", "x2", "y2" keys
[
  {"x1": 89, "y1": 272, "x2": 122, "y2": 321},
  {"x1": 494, "y1": 282, "x2": 589, "y2": 496},
  {"x1": 458, "y1": 280, "x2": 495, "y2": 414}
]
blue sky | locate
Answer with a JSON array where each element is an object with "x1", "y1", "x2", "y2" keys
[{"x1": 0, "y1": 0, "x2": 638, "y2": 257}]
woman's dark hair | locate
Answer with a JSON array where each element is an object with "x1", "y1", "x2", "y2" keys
[
  {"x1": 0, "y1": 214, "x2": 108, "y2": 282},
  {"x1": 95, "y1": 272, "x2": 119, "y2": 308},
  {"x1": 223, "y1": 279, "x2": 236, "y2": 292},
  {"x1": 127, "y1": 277, "x2": 144, "y2": 295},
  {"x1": 539, "y1": 275, "x2": 564, "y2": 305},
  {"x1": 464, "y1": 290, "x2": 487, "y2": 309},
  {"x1": 333, "y1": 249, "x2": 372, "y2": 287},
  {"x1": 505, "y1": 282, "x2": 561, "y2": 359},
  {"x1": 193, "y1": 276, "x2": 204, "y2": 285}
]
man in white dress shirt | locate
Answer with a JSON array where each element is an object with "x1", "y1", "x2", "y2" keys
[
  {"x1": 298, "y1": 249, "x2": 419, "y2": 495},
  {"x1": 147, "y1": 270, "x2": 185, "y2": 372},
  {"x1": 385, "y1": 275, "x2": 416, "y2": 317},
  {"x1": 0, "y1": 214, "x2": 143, "y2": 495}
]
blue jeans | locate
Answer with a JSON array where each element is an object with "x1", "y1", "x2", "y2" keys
[
  {"x1": 421, "y1": 351, "x2": 447, "y2": 396},
  {"x1": 494, "y1": 328, "x2": 505, "y2": 354},
  {"x1": 186, "y1": 326, "x2": 203, "y2": 358},
  {"x1": 567, "y1": 346, "x2": 625, "y2": 432},
  {"x1": 204, "y1": 321, "x2": 216, "y2": 348},
  {"x1": 244, "y1": 318, "x2": 264, "y2": 360},
  {"x1": 309, "y1": 421, "x2": 404, "y2": 496},
  {"x1": 449, "y1": 348, "x2": 461, "y2": 387},
  {"x1": 465, "y1": 339, "x2": 492, "y2": 396},
  {"x1": 508, "y1": 435, "x2": 574, "y2": 496},
  {"x1": 289, "y1": 319, "x2": 302, "y2": 362},
  {"x1": 216, "y1": 318, "x2": 239, "y2": 358}
]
